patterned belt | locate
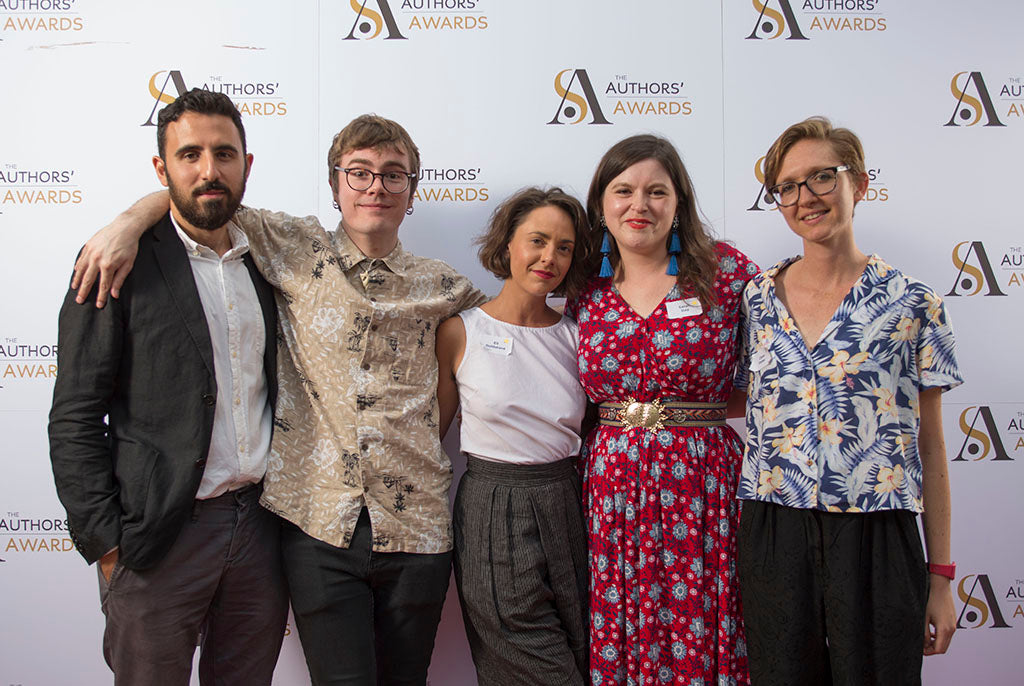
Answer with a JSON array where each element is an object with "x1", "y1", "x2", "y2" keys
[{"x1": 597, "y1": 398, "x2": 727, "y2": 431}]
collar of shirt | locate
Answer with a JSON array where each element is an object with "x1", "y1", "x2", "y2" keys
[
  {"x1": 329, "y1": 222, "x2": 409, "y2": 277},
  {"x1": 759, "y1": 253, "x2": 895, "y2": 341},
  {"x1": 170, "y1": 213, "x2": 251, "y2": 261}
]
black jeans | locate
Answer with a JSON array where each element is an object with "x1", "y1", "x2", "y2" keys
[{"x1": 281, "y1": 508, "x2": 452, "y2": 686}]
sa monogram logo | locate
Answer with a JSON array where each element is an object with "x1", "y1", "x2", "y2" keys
[
  {"x1": 945, "y1": 72, "x2": 1005, "y2": 127},
  {"x1": 746, "y1": 156, "x2": 777, "y2": 212},
  {"x1": 746, "y1": 0, "x2": 808, "y2": 40},
  {"x1": 141, "y1": 70, "x2": 188, "y2": 127},
  {"x1": 547, "y1": 69, "x2": 611, "y2": 126},
  {"x1": 953, "y1": 406, "x2": 1013, "y2": 462},
  {"x1": 343, "y1": 0, "x2": 406, "y2": 40},
  {"x1": 957, "y1": 574, "x2": 1015, "y2": 629},
  {"x1": 946, "y1": 241, "x2": 1007, "y2": 297}
]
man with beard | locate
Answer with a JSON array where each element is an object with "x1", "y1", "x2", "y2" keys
[{"x1": 48, "y1": 89, "x2": 287, "y2": 686}]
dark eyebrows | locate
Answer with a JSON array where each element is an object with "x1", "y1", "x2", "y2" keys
[
  {"x1": 173, "y1": 143, "x2": 239, "y2": 157},
  {"x1": 524, "y1": 230, "x2": 574, "y2": 245}
]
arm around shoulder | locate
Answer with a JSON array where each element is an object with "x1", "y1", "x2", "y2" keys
[{"x1": 74, "y1": 190, "x2": 169, "y2": 307}]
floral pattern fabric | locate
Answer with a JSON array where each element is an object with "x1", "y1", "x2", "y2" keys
[
  {"x1": 735, "y1": 254, "x2": 963, "y2": 514},
  {"x1": 567, "y1": 243, "x2": 757, "y2": 686},
  {"x1": 234, "y1": 208, "x2": 485, "y2": 553}
]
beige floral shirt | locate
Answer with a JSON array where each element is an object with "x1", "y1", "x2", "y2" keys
[{"x1": 233, "y1": 207, "x2": 485, "y2": 553}]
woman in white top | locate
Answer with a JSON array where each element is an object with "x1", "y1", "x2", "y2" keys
[{"x1": 436, "y1": 187, "x2": 593, "y2": 686}]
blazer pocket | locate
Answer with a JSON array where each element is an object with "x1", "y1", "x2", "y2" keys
[{"x1": 113, "y1": 442, "x2": 160, "y2": 532}]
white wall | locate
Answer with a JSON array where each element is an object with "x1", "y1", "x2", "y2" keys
[{"x1": 1, "y1": 1, "x2": 1021, "y2": 683}]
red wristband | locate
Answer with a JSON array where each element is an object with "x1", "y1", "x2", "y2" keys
[{"x1": 928, "y1": 562, "x2": 956, "y2": 580}]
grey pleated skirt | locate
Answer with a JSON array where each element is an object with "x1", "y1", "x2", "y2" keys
[{"x1": 453, "y1": 455, "x2": 589, "y2": 686}]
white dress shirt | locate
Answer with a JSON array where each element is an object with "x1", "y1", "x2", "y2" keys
[{"x1": 172, "y1": 217, "x2": 272, "y2": 499}]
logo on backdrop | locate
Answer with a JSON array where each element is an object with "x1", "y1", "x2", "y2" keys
[
  {"x1": 548, "y1": 69, "x2": 610, "y2": 126},
  {"x1": 957, "y1": 573, "x2": 1020, "y2": 628},
  {"x1": 0, "y1": 164, "x2": 81, "y2": 208},
  {"x1": 547, "y1": 69, "x2": 692, "y2": 125},
  {"x1": 746, "y1": 156, "x2": 888, "y2": 212},
  {"x1": 0, "y1": 338, "x2": 57, "y2": 388},
  {"x1": 142, "y1": 70, "x2": 288, "y2": 127},
  {"x1": 0, "y1": 512, "x2": 73, "y2": 556},
  {"x1": 945, "y1": 72, "x2": 1005, "y2": 127},
  {"x1": 414, "y1": 166, "x2": 489, "y2": 203},
  {"x1": 747, "y1": 156, "x2": 776, "y2": 212},
  {"x1": 745, "y1": 0, "x2": 885, "y2": 39},
  {"x1": 342, "y1": 0, "x2": 487, "y2": 40},
  {"x1": 952, "y1": 405, "x2": 1022, "y2": 462},
  {"x1": 946, "y1": 242, "x2": 1024, "y2": 296},
  {"x1": 1, "y1": 0, "x2": 83, "y2": 34}
]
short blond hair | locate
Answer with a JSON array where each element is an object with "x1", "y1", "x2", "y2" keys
[{"x1": 763, "y1": 116, "x2": 865, "y2": 190}]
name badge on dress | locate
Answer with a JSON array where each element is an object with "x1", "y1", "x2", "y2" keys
[
  {"x1": 482, "y1": 336, "x2": 513, "y2": 355},
  {"x1": 665, "y1": 298, "x2": 703, "y2": 319}
]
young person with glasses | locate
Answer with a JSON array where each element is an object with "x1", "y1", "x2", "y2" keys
[
  {"x1": 735, "y1": 117, "x2": 961, "y2": 685},
  {"x1": 68, "y1": 114, "x2": 487, "y2": 685}
]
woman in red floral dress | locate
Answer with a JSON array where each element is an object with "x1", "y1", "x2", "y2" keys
[{"x1": 566, "y1": 135, "x2": 756, "y2": 685}]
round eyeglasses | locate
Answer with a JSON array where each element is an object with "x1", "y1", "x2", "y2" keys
[
  {"x1": 334, "y1": 166, "x2": 416, "y2": 194},
  {"x1": 766, "y1": 166, "x2": 849, "y2": 207}
]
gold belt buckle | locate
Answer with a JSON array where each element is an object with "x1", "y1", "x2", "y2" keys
[{"x1": 617, "y1": 397, "x2": 665, "y2": 431}]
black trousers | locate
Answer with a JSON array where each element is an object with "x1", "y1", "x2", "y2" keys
[
  {"x1": 738, "y1": 500, "x2": 928, "y2": 686},
  {"x1": 99, "y1": 484, "x2": 288, "y2": 686},
  {"x1": 281, "y1": 508, "x2": 452, "y2": 686}
]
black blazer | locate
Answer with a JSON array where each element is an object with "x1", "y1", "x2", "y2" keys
[{"x1": 48, "y1": 215, "x2": 277, "y2": 571}]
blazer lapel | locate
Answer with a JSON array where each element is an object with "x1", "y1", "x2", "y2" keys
[{"x1": 150, "y1": 216, "x2": 216, "y2": 377}]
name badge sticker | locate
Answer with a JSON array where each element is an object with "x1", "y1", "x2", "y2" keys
[
  {"x1": 666, "y1": 298, "x2": 703, "y2": 319},
  {"x1": 482, "y1": 336, "x2": 513, "y2": 356}
]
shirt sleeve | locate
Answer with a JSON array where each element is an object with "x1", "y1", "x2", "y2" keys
[
  {"x1": 448, "y1": 271, "x2": 488, "y2": 316},
  {"x1": 733, "y1": 286, "x2": 753, "y2": 393},
  {"x1": 232, "y1": 206, "x2": 327, "y2": 288},
  {"x1": 916, "y1": 288, "x2": 964, "y2": 392}
]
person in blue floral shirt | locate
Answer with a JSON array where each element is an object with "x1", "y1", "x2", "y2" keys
[{"x1": 735, "y1": 117, "x2": 962, "y2": 686}]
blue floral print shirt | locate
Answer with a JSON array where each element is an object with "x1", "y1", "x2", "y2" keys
[{"x1": 735, "y1": 255, "x2": 963, "y2": 514}]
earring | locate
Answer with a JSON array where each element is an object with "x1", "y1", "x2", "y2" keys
[
  {"x1": 333, "y1": 200, "x2": 339, "y2": 210},
  {"x1": 406, "y1": 207, "x2": 414, "y2": 216},
  {"x1": 666, "y1": 216, "x2": 681, "y2": 276},
  {"x1": 598, "y1": 216, "x2": 613, "y2": 278}
]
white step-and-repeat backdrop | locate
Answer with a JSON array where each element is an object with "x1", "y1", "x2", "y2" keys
[{"x1": 1, "y1": 1, "x2": 1020, "y2": 684}]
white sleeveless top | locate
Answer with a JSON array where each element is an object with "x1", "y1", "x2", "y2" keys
[{"x1": 455, "y1": 308, "x2": 586, "y2": 465}]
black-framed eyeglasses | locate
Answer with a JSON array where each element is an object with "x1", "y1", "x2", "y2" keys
[
  {"x1": 765, "y1": 166, "x2": 849, "y2": 207},
  {"x1": 334, "y1": 166, "x2": 416, "y2": 194}
]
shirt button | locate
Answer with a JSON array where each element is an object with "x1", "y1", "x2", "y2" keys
[
  {"x1": 234, "y1": 398, "x2": 240, "y2": 406},
  {"x1": 228, "y1": 303, "x2": 234, "y2": 311},
  {"x1": 806, "y1": 458, "x2": 814, "y2": 467}
]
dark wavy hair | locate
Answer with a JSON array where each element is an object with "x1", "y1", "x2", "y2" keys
[
  {"x1": 476, "y1": 187, "x2": 591, "y2": 299},
  {"x1": 585, "y1": 134, "x2": 719, "y2": 307},
  {"x1": 157, "y1": 88, "x2": 246, "y2": 160}
]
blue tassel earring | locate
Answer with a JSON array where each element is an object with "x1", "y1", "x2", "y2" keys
[
  {"x1": 599, "y1": 217, "x2": 614, "y2": 278},
  {"x1": 666, "y1": 216, "x2": 681, "y2": 276}
]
